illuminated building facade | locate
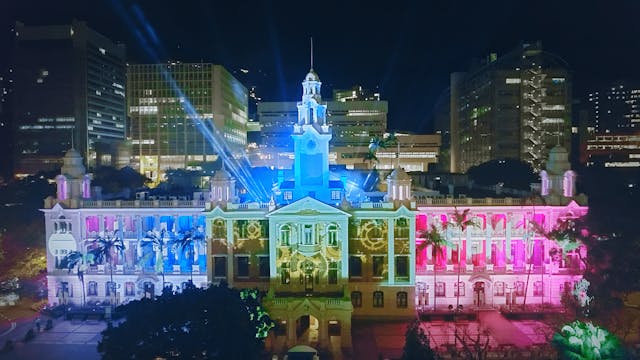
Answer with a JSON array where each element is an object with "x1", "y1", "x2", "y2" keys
[
  {"x1": 127, "y1": 63, "x2": 248, "y2": 184},
  {"x1": 44, "y1": 66, "x2": 587, "y2": 354},
  {"x1": 12, "y1": 20, "x2": 126, "y2": 175},
  {"x1": 450, "y1": 41, "x2": 571, "y2": 173}
]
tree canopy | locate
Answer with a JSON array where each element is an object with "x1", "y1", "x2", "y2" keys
[
  {"x1": 466, "y1": 158, "x2": 539, "y2": 190},
  {"x1": 402, "y1": 319, "x2": 436, "y2": 360},
  {"x1": 98, "y1": 283, "x2": 274, "y2": 359}
]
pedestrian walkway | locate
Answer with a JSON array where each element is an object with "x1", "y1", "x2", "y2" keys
[
  {"x1": 477, "y1": 311, "x2": 531, "y2": 348},
  {"x1": 31, "y1": 321, "x2": 106, "y2": 345}
]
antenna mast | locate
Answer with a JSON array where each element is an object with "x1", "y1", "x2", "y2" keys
[{"x1": 310, "y1": 37, "x2": 314, "y2": 70}]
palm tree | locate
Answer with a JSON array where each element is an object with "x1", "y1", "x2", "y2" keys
[
  {"x1": 88, "y1": 230, "x2": 125, "y2": 307},
  {"x1": 141, "y1": 229, "x2": 169, "y2": 288},
  {"x1": 448, "y1": 208, "x2": 476, "y2": 312},
  {"x1": 526, "y1": 218, "x2": 585, "y2": 309},
  {"x1": 176, "y1": 226, "x2": 205, "y2": 283},
  {"x1": 363, "y1": 133, "x2": 397, "y2": 168},
  {"x1": 58, "y1": 251, "x2": 91, "y2": 307},
  {"x1": 417, "y1": 224, "x2": 452, "y2": 311}
]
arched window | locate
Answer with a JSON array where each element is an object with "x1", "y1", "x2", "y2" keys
[
  {"x1": 279, "y1": 224, "x2": 291, "y2": 246},
  {"x1": 494, "y1": 281, "x2": 505, "y2": 296}
]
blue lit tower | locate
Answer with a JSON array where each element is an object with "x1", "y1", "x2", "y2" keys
[{"x1": 279, "y1": 58, "x2": 343, "y2": 203}]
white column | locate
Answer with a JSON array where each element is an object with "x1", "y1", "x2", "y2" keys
[
  {"x1": 506, "y1": 213, "x2": 513, "y2": 264},
  {"x1": 226, "y1": 219, "x2": 234, "y2": 286},
  {"x1": 269, "y1": 221, "x2": 277, "y2": 286},
  {"x1": 98, "y1": 215, "x2": 104, "y2": 233},
  {"x1": 409, "y1": 215, "x2": 416, "y2": 284},
  {"x1": 387, "y1": 218, "x2": 395, "y2": 284},
  {"x1": 465, "y1": 227, "x2": 472, "y2": 265},
  {"x1": 487, "y1": 213, "x2": 493, "y2": 264},
  {"x1": 341, "y1": 219, "x2": 349, "y2": 281}
]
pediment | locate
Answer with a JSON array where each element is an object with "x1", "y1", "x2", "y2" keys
[{"x1": 267, "y1": 196, "x2": 350, "y2": 218}]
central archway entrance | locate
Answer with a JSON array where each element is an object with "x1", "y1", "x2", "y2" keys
[
  {"x1": 473, "y1": 281, "x2": 485, "y2": 307},
  {"x1": 296, "y1": 315, "x2": 319, "y2": 344}
]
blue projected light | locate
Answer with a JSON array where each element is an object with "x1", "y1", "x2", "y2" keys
[{"x1": 110, "y1": 0, "x2": 270, "y2": 202}]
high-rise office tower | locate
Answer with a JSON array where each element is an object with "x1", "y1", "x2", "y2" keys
[
  {"x1": 586, "y1": 81, "x2": 640, "y2": 133},
  {"x1": 450, "y1": 41, "x2": 571, "y2": 173},
  {"x1": 127, "y1": 63, "x2": 248, "y2": 184},
  {"x1": 12, "y1": 20, "x2": 126, "y2": 176}
]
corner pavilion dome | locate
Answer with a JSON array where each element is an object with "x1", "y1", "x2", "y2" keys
[
  {"x1": 305, "y1": 69, "x2": 320, "y2": 82},
  {"x1": 388, "y1": 167, "x2": 410, "y2": 181},
  {"x1": 212, "y1": 166, "x2": 233, "y2": 181}
]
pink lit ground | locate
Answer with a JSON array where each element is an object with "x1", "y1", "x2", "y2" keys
[{"x1": 351, "y1": 311, "x2": 555, "y2": 359}]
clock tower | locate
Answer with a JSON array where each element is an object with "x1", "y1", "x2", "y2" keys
[{"x1": 291, "y1": 59, "x2": 332, "y2": 200}]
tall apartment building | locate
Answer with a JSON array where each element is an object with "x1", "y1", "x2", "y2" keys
[
  {"x1": 256, "y1": 83, "x2": 387, "y2": 168},
  {"x1": 450, "y1": 41, "x2": 571, "y2": 173},
  {"x1": 579, "y1": 82, "x2": 640, "y2": 169},
  {"x1": 12, "y1": 20, "x2": 126, "y2": 176},
  {"x1": 586, "y1": 81, "x2": 640, "y2": 133},
  {"x1": 127, "y1": 63, "x2": 248, "y2": 184}
]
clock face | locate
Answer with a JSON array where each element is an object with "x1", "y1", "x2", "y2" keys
[{"x1": 307, "y1": 140, "x2": 317, "y2": 150}]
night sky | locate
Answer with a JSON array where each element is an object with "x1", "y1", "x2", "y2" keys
[{"x1": 2, "y1": 0, "x2": 640, "y2": 133}]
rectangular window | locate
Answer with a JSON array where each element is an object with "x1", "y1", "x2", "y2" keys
[
  {"x1": 125, "y1": 282, "x2": 135, "y2": 296},
  {"x1": 213, "y1": 256, "x2": 227, "y2": 278},
  {"x1": 349, "y1": 256, "x2": 362, "y2": 278},
  {"x1": 281, "y1": 263, "x2": 290, "y2": 284},
  {"x1": 258, "y1": 256, "x2": 270, "y2": 278},
  {"x1": 105, "y1": 281, "x2": 115, "y2": 296},
  {"x1": 373, "y1": 291, "x2": 384, "y2": 308},
  {"x1": 372, "y1": 256, "x2": 385, "y2": 278},
  {"x1": 328, "y1": 261, "x2": 338, "y2": 285},
  {"x1": 87, "y1": 281, "x2": 98, "y2": 296},
  {"x1": 515, "y1": 281, "x2": 525, "y2": 296},
  {"x1": 494, "y1": 281, "x2": 505, "y2": 296},
  {"x1": 351, "y1": 291, "x2": 362, "y2": 308},
  {"x1": 284, "y1": 191, "x2": 292, "y2": 200},
  {"x1": 396, "y1": 291, "x2": 408, "y2": 308},
  {"x1": 505, "y1": 78, "x2": 521, "y2": 84},
  {"x1": 236, "y1": 256, "x2": 249, "y2": 277},
  {"x1": 396, "y1": 256, "x2": 409, "y2": 278},
  {"x1": 454, "y1": 282, "x2": 465, "y2": 297},
  {"x1": 327, "y1": 225, "x2": 338, "y2": 247},
  {"x1": 534, "y1": 281, "x2": 543, "y2": 296},
  {"x1": 331, "y1": 190, "x2": 341, "y2": 200},
  {"x1": 303, "y1": 224, "x2": 314, "y2": 245},
  {"x1": 436, "y1": 282, "x2": 446, "y2": 297}
]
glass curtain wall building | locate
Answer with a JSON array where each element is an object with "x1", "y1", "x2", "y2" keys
[{"x1": 127, "y1": 63, "x2": 248, "y2": 184}]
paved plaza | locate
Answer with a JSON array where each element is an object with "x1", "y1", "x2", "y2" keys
[
  {"x1": 1, "y1": 309, "x2": 561, "y2": 359},
  {"x1": 351, "y1": 311, "x2": 556, "y2": 359}
]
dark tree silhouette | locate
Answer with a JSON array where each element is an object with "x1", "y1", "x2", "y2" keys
[
  {"x1": 98, "y1": 284, "x2": 274, "y2": 360},
  {"x1": 402, "y1": 319, "x2": 436, "y2": 360},
  {"x1": 467, "y1": 159, "x2": 538, "y2": 190}
]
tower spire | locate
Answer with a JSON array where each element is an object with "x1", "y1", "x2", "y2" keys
[{"x1": 310, "y1": 37, "x2": 314, "y2": 71}]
